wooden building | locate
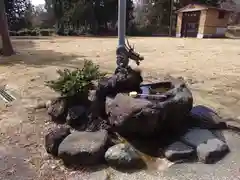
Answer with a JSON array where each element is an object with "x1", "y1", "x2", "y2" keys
[{"x1": 176, "y1": 3, "x2": 233, "y2": 38}]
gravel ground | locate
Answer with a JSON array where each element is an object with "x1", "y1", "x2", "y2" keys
[{"x1": 0, "y1": 37, "x2": 240, "y2": 180}]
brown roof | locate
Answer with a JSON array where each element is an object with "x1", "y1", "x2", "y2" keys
[{"x1": 176, "y1": 3, "x2": 234, "y2": 13}]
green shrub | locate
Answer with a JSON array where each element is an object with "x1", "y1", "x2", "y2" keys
[
  {"x1": 45, "y1": 60, "x2": 106, "y2": 97},
  {"x1": 67, "y1": 29, "x2": 78, "y2": 36},
  {"x1": 16, "y1": 29, "x2": 55, "y2": 36}
]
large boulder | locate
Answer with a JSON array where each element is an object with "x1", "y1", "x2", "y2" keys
[
  {"x1": 107, "y1": 77, "x2": 193, "y2": 136},
  {"x1": 107, "y1": 93, "x2": 160, "y2": 136},
  {"x1": 152, "y1": 77, "x2": 193, "y2": 133},
  {"x1": 58, "y1": 130, "x2": 109, "y2": 166},
  {"x1": 189, "y1": 105, "x2": 226, "y2": 129},
  {"x1": 90, "y1": 67, "x2": 143, "y2": 119},
  {"x1": 45, "y1": 125, "x2": 71, "y2": 156},
  {"x1": 105, "y1": 143, "x2": 146, "y2": 170}
]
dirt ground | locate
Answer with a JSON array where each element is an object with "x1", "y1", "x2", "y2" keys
[{"x1": 0, "y1": 37, "x2": 240, "y2": 179}]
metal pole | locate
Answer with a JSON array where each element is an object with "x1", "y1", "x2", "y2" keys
[
  {"x1": 118, "y1": 0, "x2": 127, "y2": 47},
  {"x1": 116, "y1": 0, "x2": 128, "y2": 68},
  {"x1": 169, "y1": 0, "x2": 173, "y2": 37}
]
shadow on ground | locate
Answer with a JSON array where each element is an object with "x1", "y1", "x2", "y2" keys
[{"x1": 0, "y1": 40, "x2": 86, "y2": 68}]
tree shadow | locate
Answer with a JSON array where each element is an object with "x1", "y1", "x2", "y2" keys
[{"x1": 0, "y1": 39, "x2": 87, "y2": 68}]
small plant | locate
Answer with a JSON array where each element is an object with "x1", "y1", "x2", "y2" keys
[{"x1": 46, "y1": 60, "x2": 106, "y2": 97}]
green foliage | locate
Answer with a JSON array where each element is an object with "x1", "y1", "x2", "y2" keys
[
  {"x1": 127, "y1": 23, "x2": 152, "y2": 36},
  {"x1": 3, "y1": 0, "x2": 226, "y2": 35},
  {"x1": 47, "y1": 0, "x2": 134, "y2": 35},
  {"x1": 195, "y1": 0, "x2": 221, "y2": 6},
  {"x1": 176, "y1": 0, "x2": 223, "y2": 7},
  {"x1": 133, "y1": 0, "x2": 225, "y2": 35},
  {"x1": 4, "y1": 0, "x2": 32, "y2": 31},
  {"x1": 10, "y1": 28, "x2": 54, "y2": 36},
  {"x1": 45, "y1": 60, "x2": 106, "y2": 97}
]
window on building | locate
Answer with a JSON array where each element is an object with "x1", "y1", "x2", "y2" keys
[{"x1": 218, "y1": 11, "x2": 225, "y2": 19}]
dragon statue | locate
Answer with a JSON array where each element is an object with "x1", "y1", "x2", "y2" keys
[{"x1": 115, "y1": 38, "x2": 144, "y2": 73}]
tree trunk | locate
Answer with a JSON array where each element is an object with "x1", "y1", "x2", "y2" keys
[{"x1": 0, "y1": 0, "x2": 14, "y2": 56}]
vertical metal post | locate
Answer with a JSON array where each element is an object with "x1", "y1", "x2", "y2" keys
[
  {"x1": 116, "y1": 0, "x2": 127, "y2": 68},
  {"x1": 118, "y1": 0, "x2": 126, "y2": 48},
  {"x1": 169, "y1": 0, "x2": 173, "y2": 37}
]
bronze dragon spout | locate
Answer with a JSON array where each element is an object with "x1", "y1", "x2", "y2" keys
[{"x1": 116, "y1": 38, "x2": 144, "y2": 69}]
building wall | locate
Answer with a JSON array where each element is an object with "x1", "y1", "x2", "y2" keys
[
  {"x1": 197, "y1": 10, "x2": 207, "y2": 38},
  {"x1": 176, "y1": 10, "x2": 206, "y2": 38},
  {"x1": 176, "y1": 12, "x2": 183, "y2": 37},
  {"x1": 203, "y1": 9, "x2": 231, "y2": 37},
  {"x1": 176, "y1": 7, "x2": 231, "y2": 38}
]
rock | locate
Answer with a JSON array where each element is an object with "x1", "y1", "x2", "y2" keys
[
  {"x1": 181, "y1": 129, "x2": 229, "y2": 164},
  {"x1": 90, "y1": 67, "x2": 143, "y2": 119},
  {"x1": 164, "y1": 141, "x2": 195, "y2": 162},
  {"x1": 189, "y1": 105, "x2": 224, "y2": 129},
  {"x1": 107, "y1": 78, "x2": 193, "y2": 137},
  {"x1": 47, "y1": 97, "x2": 68, "y2": 123},
  {"x1": 58, "y1": 130, "x2": 108, "y2": 166},
  {"x1": 182, "y1": 129, "x2": 220, "y2": 146},
  {"x1": 84, "y1": 117, "x2": 110, "y2": 132},
  {"x1": 94, "y1": 72, "x2": 192, "y2": 137},
  {"x1": 66, "y1": 106, "x2": 87, "y2": 126},
  {"x1": 107, "y1": 94, "x2": 160, "y2": 136},
  {"x1": 45, "y1": 126, "x2": 71, "y2": 156},
  {"x1": 154, "y1": 77, "x2": 193, "y2": 133},
  {"x1": 197, "y1": 139, "x2": 229, "y2": 164},
  {"x1": 105, "y1": 143, "x2": 146, "y2": 170}
]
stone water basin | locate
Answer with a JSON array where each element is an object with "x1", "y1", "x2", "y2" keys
[
  {"x1": 107, "y1": 79, "x2": 194, "y2": 171},
  {"x1": 127, "y1": 80, "x2": 230, "y2": 168},
  {"x1": 138, "y1": 81, "x2": 173, "y2": 100},
  {"x1": 108, "y1": 77, "x2": 193, "y2": 136},
  {"x1": 140, "y1": 81, "x2": 173, "y2": 94}
]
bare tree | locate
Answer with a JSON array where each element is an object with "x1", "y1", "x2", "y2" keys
[{"x1": 0, "y1": 0, "x2": 14, "y2": 56}]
